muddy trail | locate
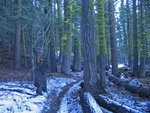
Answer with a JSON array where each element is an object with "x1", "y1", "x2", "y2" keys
[{"x1": 43, "y1": 78, "x2": 82, "y2": 113}]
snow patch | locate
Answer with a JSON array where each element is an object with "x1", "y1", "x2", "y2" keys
[
  {"x1": 47, "y1": 77, "x2": 76, "y2": 96},
  {"x1": 58, "y1": 81, "x2": 83, "y2": 113},
  {"x1": 118, "y1": 64, "x2": 125, "y2": 68},
  {"x1": 129, "y1": 78, "x2": 143, "y2": 87},
  {"x1": 0, "y1": 90, "x2": 46, "y2": 113},
  {"x1": 0, "y1": 76, "x2": 76, "y2": 113}
]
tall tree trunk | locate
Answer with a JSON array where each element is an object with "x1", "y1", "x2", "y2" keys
[
  {"x1": 14, "y1": 0, "x2": 21, "y2": 70},
  {"x1": 126, "y1": 0, "x2": 133, "y2": 68},
  {"x1": 61, "y1": 0, "x2": 72, "y2": 75},
  {"x1": 50, "y1": 38, "x2": 57, "y2": 72},
  {"x1": 57, "y1": 0, "x2": 63, "y2": 64},
  {"x1": 104, "y1": 3, "x2": 110, "y2": 66},
  {"x1": 145, "y1": 34, "x2": 149, "y2": 65},
  {"x1": 50, "y1": 0, "x2": 57, "y2": 73},
  {"x1": 133, "y1": 0, "x2": 138, "y2": 77},
  {"x1": 97, "y1": 0, "x2": 107, "y2": 88},
  {"x1": 108, "y1": 0, "x2": 118, "y2": 76},
  {"x1": 73, "y1": 32, "x2": 81, "y2": 72},
  {"x1": 120, "y1": 0, "x2": 128, "y2": 64},
  {"x1": 82, "y1": 0, "x2": 105, "y2": 94},
  {"x1": 139, "y1": 0, "x2": 146, "y2": 78}
]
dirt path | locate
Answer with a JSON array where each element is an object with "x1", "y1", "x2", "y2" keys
[{"x1": 42, "y1": 76, "x2": 82, "y2": 113}]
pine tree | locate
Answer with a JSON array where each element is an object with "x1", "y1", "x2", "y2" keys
[
  {"x1": 50, "y1": 0, "x2": 57, "y2": 72},
  {"x1": 14, "y1": 0, "x2": 21, "y2": 70},
  {"x1": 61, "y1": 0, "x2": 72, "y2": 75},
  {"x1": 139, "y1": 0, "x2": 146, "y2": 78},
  {"x1": 82, "y1": 0, "x2": 105, "y2": 94},
  {"x1": 133, "y1": 0, "x2": 138, "y2": 77},
  {"x1": 108, "y1": 0, "x2": 118, "y2": 76},
  {"x1": 57, "y1": 0, "x2": 63, "y2": 64},
  {"x1": 126, "y1": 0, "x2": 133, "y2": 68},
  {"x1": 97, "y1": 0, "x2": 107, "y2": 88}
]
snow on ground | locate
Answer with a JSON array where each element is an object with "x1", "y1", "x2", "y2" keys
[
  {"x1": 118, "y1": 64, "x2": 125, "y2": 68},
  {"x1": 120, "y1": 73, "x2": 143, "y2": 87},
  {"x1": 58, "y1": 81, "x2": 83, "y2": 113},
  {"x1": 110, "y1": 64, "x2": 126, "y2": 69},
  {"x1": 0, "y1": 82, "x2": 46, "y2": 113},
  {"x1": 0, "y1": 76, "x2": 76, "y2": 113},
  {"x1": 47, "y1": 77, "x2": 76, "y2": 96}
]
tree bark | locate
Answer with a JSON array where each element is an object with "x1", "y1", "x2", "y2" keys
[
  {"x1": 14, "y1": 0, "x2": 21, "y2": 70},
  {"x1": 97, "y1": 0, "x2": 107, "y2": 88},
  {"x1": 61, "y1": 0, "x2": 72, "y2": 75},
  {"x1": 34, "y1": 51, "x2": 47, "y2": 95},
  {"x1": 139, "y1": 0, "x2": 146, "y2": 78},
  {"x1": 73, "y1": 22, "x2": 81, "y2": 72},
  {"x1": 82, "y1": 0, "x2": 105, "y2": 94},
  {"x1": 108, "y1": 0, "x2": 118, "y2": 76},
  {"x1": 73, "y1": 37, "x2": 82, "y2": 72},
  {"x1": 50, "y1": 38, "x2": 57, "y2": 72},
  {"x1": 133, "y1": 0, "x2": 138, "y2": 77},
  {"x1": 126, "y1": 0, "x2": 133, "y2": 68},
  {"x1": 120, "y1": 0, "x2": 128, "y2": 64},
  {"x1": 48, "y1": 0, "x2": 57, "y2": 73},
  {"x1": 57, "y1": 0, "x2": 63, "y2": 64}
]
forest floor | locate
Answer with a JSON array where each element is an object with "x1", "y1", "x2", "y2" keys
[{"x1": 0, "y1": 65, "x2": 150, "y2": 113}]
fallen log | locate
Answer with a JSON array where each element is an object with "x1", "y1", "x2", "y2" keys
[
  {"x1": 106, "y1": 71, "x2": 127, "y2": 86},
  {"x1": 94, "y1": 94, "x2": 140, "y2": 113},
  {"x1": 124, "y1": 85, "x2": 150, "y2": 98},
  {"x1": 0, "y1": 88, "x2": 35, "y2": 96},
  {"x1": 80, "y1": 92, "x2": 103, "y2": 113},
  {"x1": 106, "y1": 71, "x2": 150, "y2": 98}
]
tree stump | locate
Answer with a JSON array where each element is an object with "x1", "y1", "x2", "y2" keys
[{"x1": 34, "y1": 49, "x2": 47, "y2": 95}]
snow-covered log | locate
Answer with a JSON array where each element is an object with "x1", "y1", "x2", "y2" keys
[
  {"x1": 106, "y1": 71, "x2": 127, "y2": 86},
  {"x1": 125, "y1": 85, "x2": 150, "y2": 98},
  {"x1": 80, "y1": 92, "x2": 103, "y2": 113},
  {"x1": 94, "y1": 94, "x2": 140, "y2": 113},
  {"x1": 106, "y1": 71, "x2": 150, "y2": 98},
  {"x1": 0, "y1": 88, "x2": 35, "y2": 96}
]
